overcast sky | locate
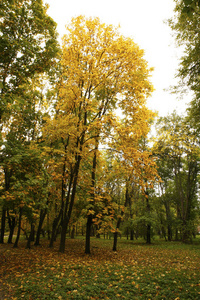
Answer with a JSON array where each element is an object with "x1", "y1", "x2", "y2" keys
[{"x1": 45, "y1": 0, "x2": 190, "y2": 117}]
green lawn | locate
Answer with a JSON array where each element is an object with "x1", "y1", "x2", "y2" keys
[{"x1": 0, "y1": 237, "x2": 200, "y2": 299}]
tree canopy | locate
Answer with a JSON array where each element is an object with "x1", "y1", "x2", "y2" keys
[
  {"x1": 0, "y1": 3, "x2": 199, "y2": 256},
  {"x1": 0, "y1": 0, "x2": 59, "y2": 123},
  {"x1": 169, "y1": 0, "x2": 200, "y2": 128}
]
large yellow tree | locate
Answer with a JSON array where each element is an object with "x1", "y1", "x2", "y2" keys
[{"x1": 44, "y1": 15, "x2": 155, "y2": 252}]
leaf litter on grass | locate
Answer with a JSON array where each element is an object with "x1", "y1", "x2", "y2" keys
[{"x1": 0, "y1": 238, "x2": 200, "y2": 299}]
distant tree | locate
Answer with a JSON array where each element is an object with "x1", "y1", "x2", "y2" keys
[{"x1": 153, "y1": 112, "x2": 200, "y2": 242}]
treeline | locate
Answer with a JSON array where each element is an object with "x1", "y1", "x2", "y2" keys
[{"x1": 0, "y1": 0, "x2": 199, "y2": 254}]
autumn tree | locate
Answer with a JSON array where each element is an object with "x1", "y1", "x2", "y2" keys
[
  {"x1": 43, "y1": 15, "x2": 155, "y2": 253},
  {"x1": 108, "y1": 125, "x2": 159, "y2": 250}
]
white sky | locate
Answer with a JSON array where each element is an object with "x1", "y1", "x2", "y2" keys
[{"x1": 45, "y1": 0, "x2": 190, "y2": 117}]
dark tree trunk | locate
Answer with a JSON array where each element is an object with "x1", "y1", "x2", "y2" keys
[
  {"x1": 130, "y1": 229, "x2": 134, "y2": 240},
  {"x1": 59, "y1": 217, "x2": 68, "y2": 253},
  {"x1": 26, "y1": 224, "x2": 35, "y2": 249},
  {"x1": 13, "y1": 208, "x2": 22, "y2": 248},
  {"x1": 126, "y1": 229, "x2": 129, "y2": 240},
  {"x1": 71, "y1": 224, "x2": 75, "y2": 239},
  {"x1": 146, "y1": 224, "x2": 151, "y2": 244},
  {"x1": 59, "y1": 152, "x2": 82, "y2": 253},
  {"x1": 85, "y1": 215, "x2": 93, "y2": 254},
  {"x1": 112, "y1": 182, "x2": 130, "y2": 251},
  {"x1": 49, "y1": 142, "x2": 67, "y2": 248},
  {"x1": 31, "y1": 226, "x2": 35, "y2": 242},
  {"x1": 85, "y1": 136, "x2": 99, "y2": 254},
  {"x1": 146, "y1": 190, "x2": 151, "y2": 244},
  {"x1": 47, "y1": 210, "x2": 50, "y2": 240},
  {"x1": 7, "y1": 213, "x2": 16, "y2": 244},
  {"x1": 1, "y1": 168, "x2": 12, "y2": 244},
  {"x1": 35, "y1": 209, "x2": 47, "y2": 246},
  {"x1": 49, "y1": 211, "x2": 61, "y2": 248},
  {"x1": 168, "y1": 224, "x2": 172, "y2": 241},
  {"x1": 112, "y1": 216, "x2": 122, "y2": 251},
  {"x1": 113, "y1": 231, "x2": 118, "y2": 251},
  {"x1": 0, "y1": 208, "x2": 6, "y2": 244}
]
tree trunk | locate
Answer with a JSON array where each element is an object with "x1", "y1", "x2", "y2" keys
[
  {"x1": 35, "y1": 209, "x2": 47, "y2": 246},
  {"x1": 85, "y1": 215, "x2": 93, "y2": 254},
  {"x1": 7, "y1": 213, "x2": 16, "y2": 244},
  {"x1": 13, "y1": 208, "x2": 22, "y2": 248},
  {"x1": 71, "y1": 224, "x2": 75, "y2": 239},
  {"x1": 126, "y1": 229, "x2": 129, "y2": 240},
  {"x1": 113, "y1": 232, "x2": 118, "y2": 251},
  {"x1": 112, "y1": 181, "x2": 130, "y2": 251},
  {"x1": 168, "y1": 224, "x2": 172, "y2": 241},
  {"x1": 146, "y1": 190, "x2": 151, "y2": 244},
  {"x1": 31, "y1": 225, "x2": 35, "y2": 242},
  {"x1": 85, "y1": 136, "x2": 99, "y2": 254},
  {"x1": 146, "y1": 224, "x2": 151, "y2": 244},
  {"x1": 1, "y1": 168, "x2": 12, "y2": 244},
  {"x1": 181, "y1": 160, "x2": 197, "y2": 243},
  {"x1": 59, "y1": 152, "x2": 82, "y2": 253},
  {"x1": 59, "y1": 217, "x2": 68, "y2": 253},
  {"x1": 130, "y1": 229, "x2": 134, "y2": 240},
  {"x1": 26, "y1": 224, "x2": 35, "y2": 249},
  {"x1": 49, "y1": 143, "x2": 67, "y2": 248},
  {"x1": 0, "y1": 208, "x2": 6, "y2": 244},
  {"x1": 49, "y1": 211, "x2": 61, "y2": 247},
  {"x1": 47, "y1": 210, "x2": 50, "y2": 240}
]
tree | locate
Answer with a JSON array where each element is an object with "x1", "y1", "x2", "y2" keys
[
  {"x1": 109, "y1": 129, "x2": 159, "y2": 249},
  {"x1": 43, "y1": 15, "x2": 154, "y2": 253},
  {"x1": 169, "y1": 1, "x2": 200, "y2": 126},
  {"x1": 155, "y1": 155, "x2": 175, "y2": 241},
  {"x1": 153, "y1": 112, "x2": 200, "y2": 242},
  {"x1": 0, "y1": 0, "x2": 59, "y2": 244},
  {"x1": 0, "y1": 0, "x2": 59, "y2": 123},
  {"x1": 170, "y1": 0, "x2": 200, "y2": 94}
]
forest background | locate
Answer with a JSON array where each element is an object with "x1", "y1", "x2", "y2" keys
[{"x1": 0, "y1": 0, "x2": 200, "y2": 256}]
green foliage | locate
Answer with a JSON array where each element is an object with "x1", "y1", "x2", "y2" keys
[
  {"x1": 170, "y1": 1, "x2": 200, "y2": 127},
  {"x1": 170, "y1": 0, "x2": 200, "y2": 92},
  {"x1": 153, "y1": 112, "x2": 200, "y2": 242},
  {"x1": 0, "y1": 0, "x2": 59, "y2": 121}
]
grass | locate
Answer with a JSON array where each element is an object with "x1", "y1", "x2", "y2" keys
[{"x1": 0, "y1": 237, "x2": 200, "y2": 299}]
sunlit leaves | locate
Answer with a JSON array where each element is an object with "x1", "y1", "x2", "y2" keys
[{"x1": 41, "y1": 15, "x2": 158, "y2": 252}]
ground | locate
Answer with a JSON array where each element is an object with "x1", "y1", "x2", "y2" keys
[{"x1": 0, "y1": 237, "x2": 200, "y2": 299}]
